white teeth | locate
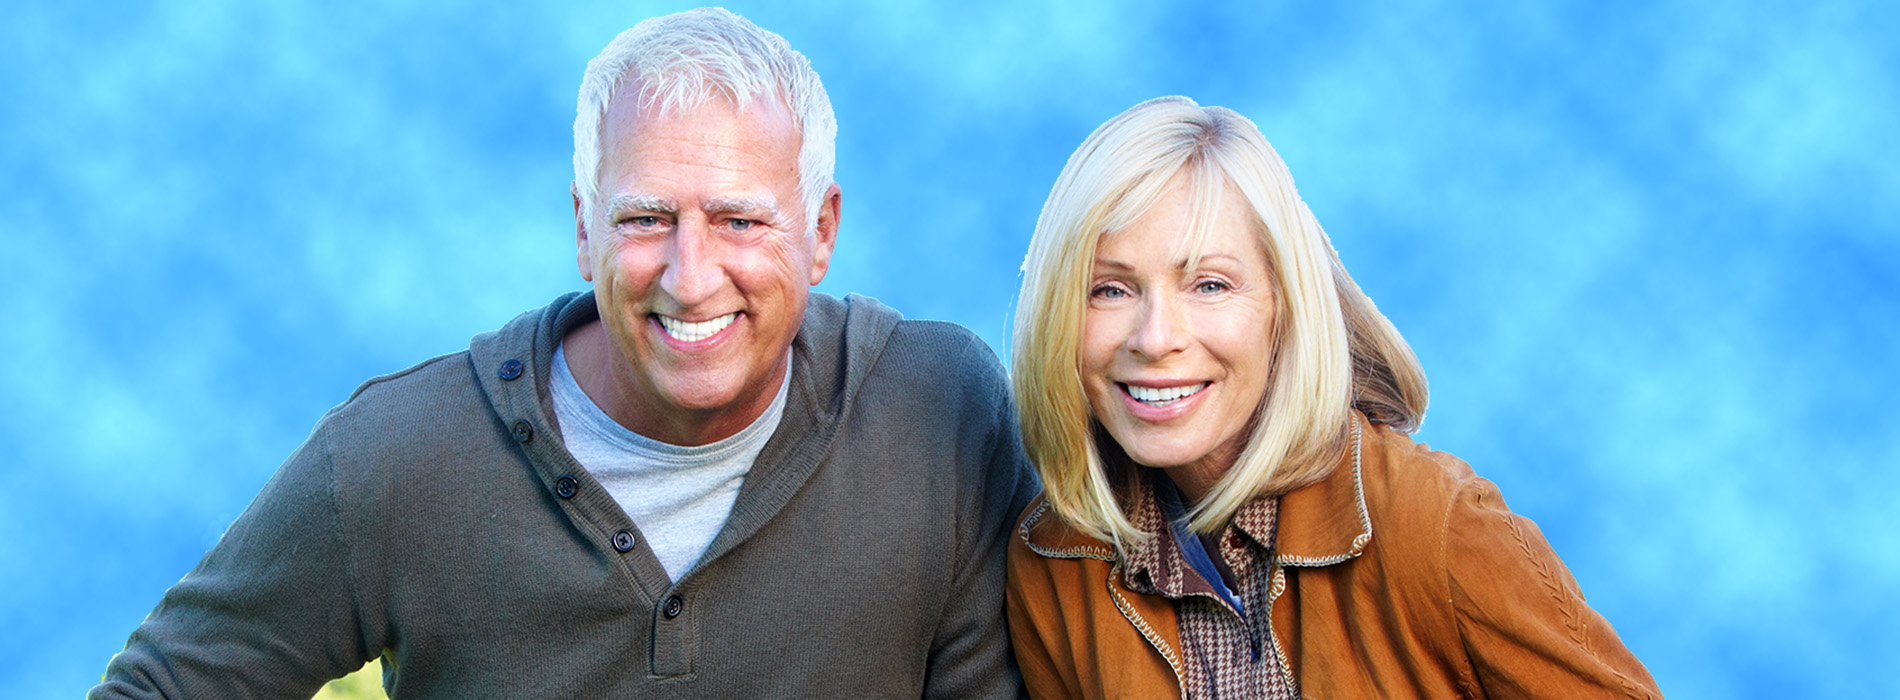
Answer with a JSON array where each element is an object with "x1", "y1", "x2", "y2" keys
[
  {"x1": 1125, "y1": 382, "x2": 1208, "y2": 406},
  {"x1": 658, "y1": 312, "x2": 737, "y2": 342}
]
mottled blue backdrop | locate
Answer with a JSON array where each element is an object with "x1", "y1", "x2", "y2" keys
[{"x1": 4, "y1": 1, "x2": 1896, "y2": 697}]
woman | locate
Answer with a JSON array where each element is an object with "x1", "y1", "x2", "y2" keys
[{"x1": 1006, "y1": 96, "x2": 1661, "y2": 699}]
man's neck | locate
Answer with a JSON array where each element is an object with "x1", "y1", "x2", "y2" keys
[{"x1": 560, "y1": 320, "x2": 782, "y2": 446}]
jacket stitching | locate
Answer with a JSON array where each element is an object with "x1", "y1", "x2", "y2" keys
[
  {"x1": 1497, "y1": 497, "x2": 1586, "y2": 647},
  {"x1": 1106, "y1": 561, "x2": 1188, "y2": 699},
  {"x1": 1494, "y1": 495, "x2": 1655, "y2": 699},
  {"x1": 1021, "y1": 500, "x2": 1117, "y2": 561},
  {"x1": 1455, "y1": 481, "x2": 1657, "y2": 700},
  {"x1": 1264, "y1": 563, "x2": 1303, "y2": 698}
]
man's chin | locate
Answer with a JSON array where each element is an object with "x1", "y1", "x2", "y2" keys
[{"x1": 653, "y1": 373, "x2": 759, "y2": 413}]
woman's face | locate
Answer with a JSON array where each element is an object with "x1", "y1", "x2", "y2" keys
[{"x1": 1081, "y1": 174, "x2": 1278, "y2": 498}]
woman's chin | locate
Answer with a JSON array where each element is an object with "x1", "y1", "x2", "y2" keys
[{"x1": 1118, "y1": 442, "x2": 1217, "y2": 472}]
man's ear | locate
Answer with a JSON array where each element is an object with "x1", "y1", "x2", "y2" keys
[
  {"x1": 573, "y1": 183, "x2": 593, "y2": 283},
  {"x1": 808, "y1": 183, "x2": 842, "y2": 286}
]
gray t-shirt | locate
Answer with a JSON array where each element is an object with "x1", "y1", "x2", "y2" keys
[{"x1": 550, "y1": 343, "x2": 789, "y2": 582}]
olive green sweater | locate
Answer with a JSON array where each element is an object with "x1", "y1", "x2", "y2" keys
[{"x1": 93, "y1": 291, "x2": 1036, "y2": 699}]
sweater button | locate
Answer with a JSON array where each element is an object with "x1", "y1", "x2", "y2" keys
[
  {"x1": 554, "y1": 476, "x2": 578, "y2": 499},
  {"x1": 512, "y1": 420, "x2": 533, "y2": 443},
  {"x1": 612, "y1": 530, "x2": 636, "y2": 552},
  {"x1": 498, "y1": 358, "x2": 524, "y2": 381},
  {"x1": 662, "y1": 595, "x2": 684, "y2": 619}
]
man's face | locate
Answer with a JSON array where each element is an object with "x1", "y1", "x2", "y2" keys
[{"x1": 577, "y1": 89, "x2": 837, "y2": 445}]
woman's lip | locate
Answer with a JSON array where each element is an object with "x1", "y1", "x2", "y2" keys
[
  {"x1": 1120, "y1": 379, "x2": 1207, "y2": 389},
  {"x1": 1116, "y1": 381, "x2": 1210, "y2": 422}
]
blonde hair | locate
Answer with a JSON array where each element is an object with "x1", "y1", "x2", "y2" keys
[
  {"x1": 1013, "y1": 96, "x2": 1427, "y2": 545},
  {"x1": 573, "y1": 7, "x2": 836, "y2": 234}
]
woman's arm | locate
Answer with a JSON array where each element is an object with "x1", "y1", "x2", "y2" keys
[{"x1": 1444, "y1": 477, "x2": 1663, "y2": 699}]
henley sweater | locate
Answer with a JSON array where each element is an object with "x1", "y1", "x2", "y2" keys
[{"x1": 93, "y1": 291, "x2": 1037, "y2": 699}]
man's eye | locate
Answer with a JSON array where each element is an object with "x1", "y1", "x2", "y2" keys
[
  {"x1": 620, "y1": 216, "x2": 661, "y2": 228},
  {"x1": 729, "y1": 219, "x2": 754, "y2": 231}
]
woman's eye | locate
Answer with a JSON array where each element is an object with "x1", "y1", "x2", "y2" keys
[
  {"x1": 1091, "y1": 284, "x2": 1128, "y2": 299},
  {"x1": 1195, "y1": 280, "x2": 1230, "y2": 294}
]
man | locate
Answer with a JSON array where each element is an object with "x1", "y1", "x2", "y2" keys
[{"x1": 92, "y1": 8, "x2": 1034, "y2": 698}]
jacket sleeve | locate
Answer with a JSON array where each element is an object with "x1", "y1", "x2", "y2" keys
[
  {"x1": 1444, "y1": 477, "x2": 1662, "y2": 699},
  {"x1": 920, "y1": 336, "x2": 1039, "y2": 700},
  {"x1": 90, "y1": 431, "x2": 377, "y2": 700}
]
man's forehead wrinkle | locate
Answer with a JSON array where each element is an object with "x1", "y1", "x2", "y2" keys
[{"x1": 629, "y1": 134, "x2": 793, "y2": 161}]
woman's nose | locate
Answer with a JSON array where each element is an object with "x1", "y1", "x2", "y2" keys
[{"x1": 1127, "y1": 295, "x2": 1188, "y2": 360}]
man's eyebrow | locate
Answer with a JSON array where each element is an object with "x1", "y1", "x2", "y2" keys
[
  {"x1": 605, "y1": 194, "x2": 677, "y2": 218},
  {"x1": 703, "y1": 196, "x2": 780, "y2": 218}
]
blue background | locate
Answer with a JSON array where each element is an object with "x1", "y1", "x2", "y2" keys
[{"x1": 4, "y1": 1, "x2": 1896, "y2": 697}]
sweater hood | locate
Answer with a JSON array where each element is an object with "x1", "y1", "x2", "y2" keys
[{"x1": 464, "y1": 290, "x2": 903, "y2": 597}]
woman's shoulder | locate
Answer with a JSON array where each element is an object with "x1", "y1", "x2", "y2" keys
[
  {"x1": 1278, "y1": 417, "x2": 1496, "y2": 562},
  {"x1": 1356, "y1": 419, "x2": 1488, "y2": 517}
]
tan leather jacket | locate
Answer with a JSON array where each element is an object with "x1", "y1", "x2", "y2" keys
[{"x1": 1006, "y1": 415, "x2": 1662, "y2": 699}]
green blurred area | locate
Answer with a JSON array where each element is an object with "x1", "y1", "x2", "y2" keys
[{"x1": 312, "y1": 659, "x2": 388, "y2": 700}]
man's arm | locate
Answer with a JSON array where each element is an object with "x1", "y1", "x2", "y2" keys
[
  {"x1": 919, "y1": 335, "x2": 1039, "y2": 700},
  {"x1": 91, "y1": 433, "x2": 377, "y2": 699}
]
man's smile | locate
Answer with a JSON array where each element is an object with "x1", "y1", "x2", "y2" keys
[{"x1": 654, "y1": 312, "x2": 739, "y2": 343}]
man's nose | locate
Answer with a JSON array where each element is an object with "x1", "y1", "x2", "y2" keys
[
  {"x1": 1127, "y1": 295, "x2": 1189, "y2": 360},
  {"x1": 660, "y1": 220, "x2": 722, "y2": 306}
]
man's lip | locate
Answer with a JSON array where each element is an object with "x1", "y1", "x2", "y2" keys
[
  {"x1": 649, "y1": 311, "x2": 742, "y2": 347},
  {"x1": 653, "y1": 311, "x2": 741, "y2": 324}
]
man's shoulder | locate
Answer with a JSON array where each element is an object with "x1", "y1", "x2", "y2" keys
[
  {"x1": 310, "y1": 293, "x2": 584, "y2": 456},
  {"x1": 872, "y1": 317, "x2": 1007, "y2": 404},
  {"x1": 324, "y1": 291, "x2": 585, "y2": 431},
  {"x1": 316, "y1": 350, "x2": 490, "y2": 444},
  {"x1": 341, "y1": 351, "x2": 476, "y2": 406},
  {"x1": 800, "y1": 292, "x2": 1005, "y2": 397},
  {"x1": 888, "y1": 318, "x2": 997, "y2": 366}
]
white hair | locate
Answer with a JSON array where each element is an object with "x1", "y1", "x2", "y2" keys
[{"x1": 573, "y1": 7, "x2": 836, "y2": 234}]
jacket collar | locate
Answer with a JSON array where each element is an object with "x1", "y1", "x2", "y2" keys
[
  {"x1": 1023, "y1": 415, "x2": 1371, "y2": 569},
  {"x1": 1273, "y1": 416, "x2": 1371, "y2": 567}
]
